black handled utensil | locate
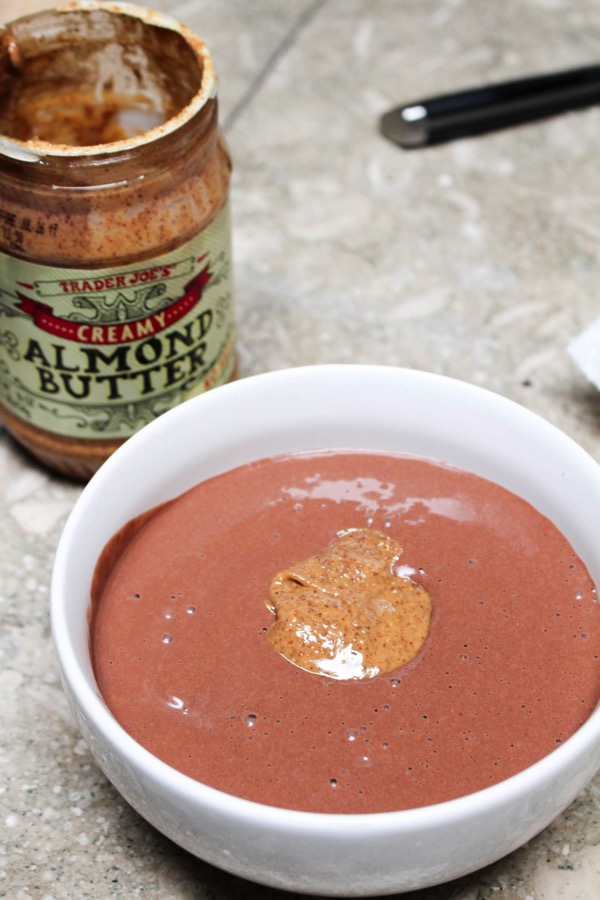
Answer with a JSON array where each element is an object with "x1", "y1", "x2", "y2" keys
[{"x1": 379, "y1": 64, "x2": 600, "y2": 148}]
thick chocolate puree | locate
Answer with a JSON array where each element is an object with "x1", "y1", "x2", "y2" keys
[{"x1": 90, "y1": 451, "x2": 600, "y2": 814}]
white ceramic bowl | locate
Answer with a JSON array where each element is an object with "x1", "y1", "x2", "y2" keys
[{"x1": 51, "y1": 364, "x2": 600, "y2": 897}]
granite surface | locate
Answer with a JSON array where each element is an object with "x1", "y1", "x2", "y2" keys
[{"x1": 2, "y1": 0, "x2": 600, "y2": 897}]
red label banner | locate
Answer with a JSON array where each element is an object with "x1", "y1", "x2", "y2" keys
[{"x1": 16, "y1": 266, "x2": 212, "y2": 345}]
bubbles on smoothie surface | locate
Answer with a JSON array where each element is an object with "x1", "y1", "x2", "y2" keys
[{"x1": 266, "y1": 528, "x2": 432, "y2": 680}]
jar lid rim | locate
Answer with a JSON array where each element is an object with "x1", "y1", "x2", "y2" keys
[{"x1": 0, "y1": 0, "x2": 218, "y2": 162}]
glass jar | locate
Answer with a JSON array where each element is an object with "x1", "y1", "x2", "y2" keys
[{"x1": 0, "y1": 2, "x2": 235, "y2": 480}]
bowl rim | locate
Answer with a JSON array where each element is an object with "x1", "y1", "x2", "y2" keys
[{"x1": 51, "y1": 363, "x2": 600, "y2": 831}]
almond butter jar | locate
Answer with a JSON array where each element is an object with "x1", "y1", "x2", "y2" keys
[{"x1": 0, "y1": 1, "x2": 235, "y2": 480}]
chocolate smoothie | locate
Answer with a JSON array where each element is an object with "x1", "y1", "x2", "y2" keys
[{"x1": 90, "y1": 450, "x2": 600, "y2": 814}]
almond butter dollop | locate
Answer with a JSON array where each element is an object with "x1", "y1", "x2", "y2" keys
[{"x1": 266, "y1": 528, "x2": 432, "y2": 680}]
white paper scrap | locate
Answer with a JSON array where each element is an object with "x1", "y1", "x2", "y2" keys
[{"x1": 568, "y1": 317, "x2": 600, "y2": 390}]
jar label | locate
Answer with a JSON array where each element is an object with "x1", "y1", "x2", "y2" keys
[{"x1": 0, "y1": 201, "x2": 235, "y2": 440}]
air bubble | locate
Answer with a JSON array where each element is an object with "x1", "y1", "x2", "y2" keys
[
  {"x1": 186, "y1": 605, "x2": 196, "y2": 615},
  {"x1": 395, "y1": 563, "x2": 417, "y2": 579},
  {"x1": 346, "y1": 729, "x2": 358, "y2": 742},
  {"x1": 162, "y1": 633, "x2": 173, "y2": 644},
  {"x1": 167, "y1": 695, "x2": 184, "y2": 710},
  {"x1": 244, "y1": 713, "x2": 258, "y2": 727},
  {"x1": 390, "y1": 678, "x2": 400, "y2": 688},
  {"x1": 294, "y1": 502, "x2": 303, "y2": 511},
  {"x1": 164, "y1": 611, "x2": 173, "y2": 620},
  {"x1": 366, "y1": 516, "x2": 374, "y2": 526},
  {"x1": 329, "y1": 778, "x2": 338, "y2": 788},
  {"x1": 384, "y1": 518, "x2": 391, "y2": 529},
  {"x1": 132, "y1": 592, "x2": 141, "y2": 601},
  {"x1": 574, "y1": 590, "x2": 584, "y2": 600}
]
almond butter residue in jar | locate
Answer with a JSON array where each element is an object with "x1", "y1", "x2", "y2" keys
[{"x1": 0, "y1": 2, "x2": 235, "y2": 479}]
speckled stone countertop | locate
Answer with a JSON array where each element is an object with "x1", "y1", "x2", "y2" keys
[{"x1": 2, "y1": 1, "x2": 600, "y2": 897}]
